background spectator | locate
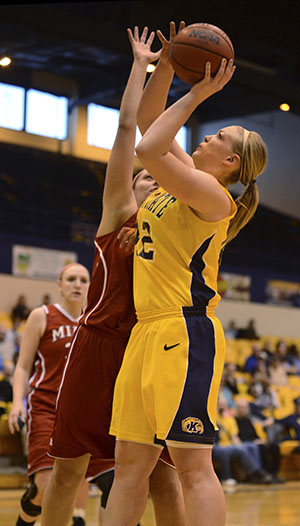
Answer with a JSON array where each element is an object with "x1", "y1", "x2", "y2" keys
[
  {"x1": 234, "y1": 397, "x2": 284, "y2": 483},
  {"x1": 276, "y1": 396, "x2": 300, "y2": 453},
  {"x1": 0, "y1": 363, "x2": 13, "y2": 405},
  {"x1": 236, "y1": 318, "x2": 260, "y2": 340},
  {"x1": 41, "y1": 293, "x2": 51, "y2": 306},
  {"x1": 269, "y1": 355, "x2": 289, "y2": 386},
  {"x1": 11, "y1": 294, "x2": 30, "y2": 323},
  {"x1": 275, "y1": 340, "x2": 298, "y2": 375},
  {"x1": 224, "y1": 320, "x2": 238, "y2": 340},
  {"x1": 0, "y1": 323, "x2": 15, "y2": 364},
  {"x1": 244, "y1": 343, "x2": 263, "y2": 374}
]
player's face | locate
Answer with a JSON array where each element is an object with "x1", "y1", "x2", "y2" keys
[
  {"x1": 192, "y1": 125, "x2": 241, "y2": 176},
  {"x1": 134, "y1": 170, "x2": 159, "y2": 207},
  {"x1": 58, "y1": 265, "x2": 90, "y2": 305}
]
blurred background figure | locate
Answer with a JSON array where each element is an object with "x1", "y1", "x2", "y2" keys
[{"x1": 11, "y1": 295, "x2": 30, "y2": 324}]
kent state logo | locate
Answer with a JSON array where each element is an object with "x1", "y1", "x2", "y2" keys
[{"x1": 181, "y1": 417, "x2": 204, "y2": 434}]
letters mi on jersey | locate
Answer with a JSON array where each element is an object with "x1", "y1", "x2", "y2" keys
[
  {"x1": 52, "y1": 325, "x2": 77, "y2": 342},
  {"x1": 141, "y1": 190, "x2": 177, "y2": 219}
]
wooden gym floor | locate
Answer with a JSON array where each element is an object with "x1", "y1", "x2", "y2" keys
[{"x1": 1, "y1": 482, "x2": 300, "y2": 526}]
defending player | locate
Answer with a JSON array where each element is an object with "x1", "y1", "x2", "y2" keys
[
  {"x1": 40, "y1": 27, "x2": 185, "y2": 526},
  {"x1": 9, "y1": 263, "x2": 90, "y2": 526},
  {"x1": 103, "y1": 23, "x2": 268, "y2": 526}
]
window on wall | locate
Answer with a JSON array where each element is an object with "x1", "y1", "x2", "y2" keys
[
  {"x1": 87, "y1": 103, "x2": 119, "y2": 150},
  {"x1": 0, "y1": 82, "x2": 25, "y2": 131},
  {"x1": 25, "y1": 89, "x2": 68, "y2": 140},
  {"x1": 87, "y1": 103, "x2": 188, "y2": 151}
]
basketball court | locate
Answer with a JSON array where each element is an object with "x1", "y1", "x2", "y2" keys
[{"x1": 1, "y1": 482, "x2": 300, "y2": 525}]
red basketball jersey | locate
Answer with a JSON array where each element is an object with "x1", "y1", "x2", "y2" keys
[
  {"x1": 28, "y1": 303, "x2": 79, "y2": 394},
  {"x1": 80, "y1": 213, "x2": 137, "y2": 336}
]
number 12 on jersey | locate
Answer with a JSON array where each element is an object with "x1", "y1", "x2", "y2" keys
[{"x1": 136, "y1": 221, "x2": 155, "y2": 261}]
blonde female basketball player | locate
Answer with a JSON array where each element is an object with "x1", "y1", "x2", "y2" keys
[
  {"x1": 40, "y1": 26, "x2": 186, "y2": 526},
  {"x1": 103, "y1": 23, "x2": 267, "y2": 526},
  {"x1": 9, "y1": 263, "x2": 90, "y2": 526}
]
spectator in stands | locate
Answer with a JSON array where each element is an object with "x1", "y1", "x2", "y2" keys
[
  {"x1": 275, "y1": 340, "x2": 298, "y2": 375},
  {"x1": 248, "y1": 379, "x2": 279, "y2": 415},
  {"x1": 0, "y1": 362, "x2": 13, "y2": 404},
  {"x1": 213, "y1": 435, "x2": 271, "y2": 486},
  {"x1": 41, "y1": 293, "x2": 51, "y2": 306},
  {"x1": 219, "y1": 380, "x2": 235, "y2": 410},
  {"x1": 251, "y1": 352, "x2": 270, "y2": 383},
  {"x1": 216, "y1": 398, "x2": 270, "y2": 484},
  {"x1": 11, "y1": 294, "x2": 30, "y2": 323},
  {"x1": 224, "y1": 320, "x2": 238, "y2": 340},
  {"x1": 248, "y1": 380, "x2": 280, "y2": 442},
  {"x1": 0, "y1": 323, "x2": 15, "y2": 364},
  {"x1": 276, "y1": 397, "x2": 300, "y2": 453},
  {"x1": 287, "y1": 343, "x2": 300, "y2": 374},
  {"x1": 236, "y1": 318, "x2": 259, "y2": 340},
  {"x1": 234, "y1": 397, "x2": 284, "y2": 483},
  {"x1": 269, "y1": 354, "x2": 289, "y2": 386},
  {"x1": 222, "y1": 363, "x2": 239, "y2": 395},
  {"x1": 244, "y1": 342, "x2": 263, "y2": 374},
  {"x1": 260, "y1": 340, "x2": 274, "y2": 362}
]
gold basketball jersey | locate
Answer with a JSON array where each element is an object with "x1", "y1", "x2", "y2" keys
[{"x1": 134, "y1": 187, "x2": 236, "y2": 315}]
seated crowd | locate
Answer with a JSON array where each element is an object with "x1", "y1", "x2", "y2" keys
[{"x1": 216, "y1": 328, "x2": 300, "y2": 487}]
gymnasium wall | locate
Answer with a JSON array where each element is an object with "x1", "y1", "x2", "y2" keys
[
  {"x1": 216, "y1": 299, "x2": 300, "y2": 339},
  {"x1": 0, "y1": 274, "x2": 60, "y2": 314}
]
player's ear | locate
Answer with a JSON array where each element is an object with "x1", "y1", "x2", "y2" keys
[{"x1": 224, "y1": 153, "x2": 240, "y2": 168}]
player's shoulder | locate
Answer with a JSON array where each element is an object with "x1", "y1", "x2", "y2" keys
[{"x1": 23, "y1": 306, "x2": 47, "y2": 333}]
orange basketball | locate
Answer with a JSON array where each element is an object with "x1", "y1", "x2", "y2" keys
[{"x1": 170, "y1": 23, "x2": 234, "y2": 85}]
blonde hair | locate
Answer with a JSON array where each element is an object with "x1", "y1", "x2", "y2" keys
[{"x1": 223, "y1": 127, "x2": 267, "y2": 248}]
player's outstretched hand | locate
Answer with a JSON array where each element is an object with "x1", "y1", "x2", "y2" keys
[
  {"x1": 191, "y1": 58, "x2": 236, "y2": 101},
  {"x1": 156, "y1": 20, "x2": 185, "y2": 66},
  {"x1": 118, "y1": 226, "x2": 136, "y2": 252},
  {"x1": 127, "y1": 26, "x2": 161, "y2": 64}
]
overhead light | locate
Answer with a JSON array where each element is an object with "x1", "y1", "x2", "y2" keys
[
  {"x1": 147, "y1": 64, "x2": 156, "y2": 73},
  {"x1": 0, "y1": 56, "x2": 11, "y2": 67},
  {"x1": 279, "y1": 103, "x2": 290, "y2": 112}
]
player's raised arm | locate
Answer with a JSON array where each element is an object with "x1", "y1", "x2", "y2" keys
[
  {"x1": 136, "y1": 59, "x2": 236, "y2": 219},
  {"x1": 137, "y1": 21, "x2": 194, "y2": 168},
  {"x1": 97, "y1": 26, "x2": 160, "y2": 237}
]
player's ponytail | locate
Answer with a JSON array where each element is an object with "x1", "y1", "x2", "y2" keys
[{"x1": 223, "y1": 128, "x2": 267, "y2": 248}]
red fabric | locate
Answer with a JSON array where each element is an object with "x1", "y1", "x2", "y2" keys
[
  {"x1": 49, "y1": 326, "x2": 127, "y2": 468},
  {"x1": 29, "y1": 304, "x2": 78, "y2": 394},
  {"x1": 26, "y1": 304, "x2": 79, "y2": 475},
  {"x1": 27, "y1": 390, "x2": 56, "y2": 475},
  {"x1": 80, "y1": 213, "x2": 137, "y2": 336}
]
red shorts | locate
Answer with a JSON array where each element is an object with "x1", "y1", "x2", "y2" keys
[
  {"x1": 26, "y1": 386, "x2": 111, "y2": 479},
  {"x1": 49, "y1": 324, "x2": 173, "y2": 475},
  {"x1": 26, "y1": 389, "x2": 56, "y2": 476},
  {"x1": 49, "y1": 325, "x2": 127, "y2": 465}
]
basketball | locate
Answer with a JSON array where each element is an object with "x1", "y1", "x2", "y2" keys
[{"x1": 170, "y1": 23, "x2": 234, "y2": 85}]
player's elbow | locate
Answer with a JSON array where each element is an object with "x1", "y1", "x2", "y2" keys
[{"x1": 135, "y1": 140, "x2": 152, "y2": 160}]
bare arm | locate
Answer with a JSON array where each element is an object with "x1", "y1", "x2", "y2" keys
[
  {"x1": 137, "y1": 21, "x2": 194, "y2": 167},
  {"x1": 8, "y1": 307, "x2": 46, "y2": 433},
  {"x1": 97, "y1": 27, "x2": 160, "y2": 237},
  {"x1": 136, "y1": 60, "x2": 236, "y2": 220}
]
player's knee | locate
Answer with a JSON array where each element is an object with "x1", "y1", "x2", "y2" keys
[
  {"x1": 150, "y1": 466, "x2": 180, "y2": 498},
  {"x1": 52, "y1": 461, "x2": 84, "y2": 490},
  {"x1": 20, "y1": 475, "x2": 42, "y2": 517},
  {"x1": 178, "y1": 465, "x2": 211, "y2": 490}
]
